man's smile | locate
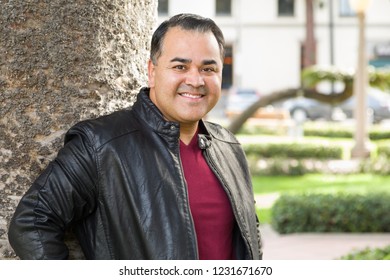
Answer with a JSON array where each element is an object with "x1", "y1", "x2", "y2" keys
[{"x1": 179, "y1": 92, "x2": 205, "y2": 99}]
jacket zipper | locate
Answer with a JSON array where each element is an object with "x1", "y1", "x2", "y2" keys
[
  {"x1": 203, "y1": 148, "x2": 254, "y2": 259},
  {"x1": 176, "y1": 142, "x2": 200, "y2": 260}
]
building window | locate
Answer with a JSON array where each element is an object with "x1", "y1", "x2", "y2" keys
[
  {"x1": 339, "y1": 0, "x2": 355, "y2": 17},
  {"x1": 278, "y1": 0, "x2": 295, "y2": 17},
  {"x1": 222, "y1": 46, "x2": 233, "y2": 89},
  {"x1": 158, "y1": 0, "x2": 168, "y2": 16},
  {"x1": 216, "y1": 0, "x2": 232, "y2": 16}
]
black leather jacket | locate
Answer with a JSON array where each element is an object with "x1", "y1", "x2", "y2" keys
[{"x1": 8, "y1": 88, "x2": 263, "y2": 260}]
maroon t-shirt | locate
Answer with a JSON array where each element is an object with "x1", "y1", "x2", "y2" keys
[{"x1": 180, "y1": 134, "x2": 235, "y2": 260}]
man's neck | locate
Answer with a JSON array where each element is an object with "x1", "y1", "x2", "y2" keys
[{"x1": 180, "y1": 122, "x2": 199, "y2": 145}]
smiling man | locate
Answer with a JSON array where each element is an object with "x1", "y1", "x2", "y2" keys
[{"x1": 9, "y1": 13, "x2": 263, "y2": 260}]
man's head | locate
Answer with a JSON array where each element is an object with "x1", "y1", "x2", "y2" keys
[
  {"x1": 150, "y1": 13, "x2": 225, "y2": 65},
  {"x1": 147, "y1": 14, "x2": 225, "y2": 134}
]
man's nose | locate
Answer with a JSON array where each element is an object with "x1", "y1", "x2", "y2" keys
[{"x1": 185, "y1": 68, "x2": 205, "y2": 87}]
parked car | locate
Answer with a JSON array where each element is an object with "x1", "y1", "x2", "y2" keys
[
  {"x1": 225, "y1": 88, "x2": 290, "y2": 120},
  {"x1": 278, "y1": 87, "x2": 390, "y2": 123},
  {"x1": 225, "y1": 88, "x2": 261, "y2": 117}
]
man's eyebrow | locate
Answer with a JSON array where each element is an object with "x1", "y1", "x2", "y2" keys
[
  {"x1": 169, "y1": 57, "x2": 218, "y2": 65},
  {"x1": 203, "y1": 59, "x2": 218, "y2": 65},
  {"x1": 170, "y1": 57, "x2": 191, "y2": 64}
]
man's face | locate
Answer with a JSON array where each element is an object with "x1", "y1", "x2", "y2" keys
[{"x1": 148, "y1": 27, "x2": 223, "y2": 125}]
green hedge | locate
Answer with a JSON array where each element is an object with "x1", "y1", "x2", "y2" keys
[
  {"x1": 304, "y1": 126, "x2": 390, "y2": 140},
  {"x1": 377, "y1": 144, "x2": 390, "y2": 157},
  {"x1": 248, "y1": 158, "x2": 308, "y2": 176},
  {"x1": 271, "y1": 193, "x2": 390, "y2": 234},
  {"x1": 360, "y1": 156, "x2": 390, "y2": 175},
  {"x1": 239, "y1": 122, "x2": 390, "y2": 140},
  {"x1": 369, "y1": 129, "x2": 390, "y2": 141},
  {"x1": 340, "y1": 245, "x2": 390, "y2": 260},
  {"x1": 243, "y1": 142, "x2": 343, "y2": 159},
  {"x1": 304, "y1": 127, "x2": 352, "y2": 139}
]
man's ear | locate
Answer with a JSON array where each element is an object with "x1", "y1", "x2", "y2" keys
[{"x1": 147, "y1": 59, "x2": 155, "y2": 87}]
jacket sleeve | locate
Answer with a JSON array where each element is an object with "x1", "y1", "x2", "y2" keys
[{"x1": 8, "y1": 125, "x2": 98, "y2": 259}]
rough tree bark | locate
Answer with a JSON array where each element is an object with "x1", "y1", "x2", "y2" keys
[{"x1": 0, "y1": 0, "x2": 157, "y2": 259}]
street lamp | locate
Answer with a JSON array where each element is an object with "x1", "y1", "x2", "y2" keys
[{"x1": 350, "y1": 0, "x2": 371, "y2": 158}]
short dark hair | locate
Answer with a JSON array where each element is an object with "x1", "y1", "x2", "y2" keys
[{"x1": 150, "y1": 13, "x2": 225, "y2": 65}]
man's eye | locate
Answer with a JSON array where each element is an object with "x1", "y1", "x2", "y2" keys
[
  {"x1": 203, "y1": 67, "x2": 216, "y2": 72},
  {"x1": 173, "y1": 65, "x2": 186, "y2": 70}
]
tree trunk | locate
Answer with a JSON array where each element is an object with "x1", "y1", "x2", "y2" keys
[
  {"x1": 303, "y1": 0, "x2": 316, "y2": 68},
  {"x1": 0, "y1": 0, "x2": 157, "y2": 259}
]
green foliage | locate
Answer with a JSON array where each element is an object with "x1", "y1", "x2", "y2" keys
[
  {"x1": 237, "y1": 121, "x2": 390, "y2": 140},
  {"x1": 377, "y1": 143, "x2": 390, "y2": 157},
  {"x1": 243, "y1": 142, "x2": 343, "y2": 159},
  {"x1": 249, "y1": 158, "x2": 307, "y2": 176},
  {"x1": 340, "y1": 245, "x2": 390, "y2": 260},
  {"x1": 302, "y1": 66, "x2": 390, "y2": 91},
  {"x1": 303, "y1": 126, "x2": 352, "y2": 138},
  {"x1": 359, "y1": 143, "x2": 390, "y2": 174},
  {"x1": 303, "y1": 123, "x2": 390, "y2": 140},
  {"x1": 369, "y1": 69, "x2": 390, "y2": 92},
  {"x1": 369, "y1": 129, "x2": 390, "y2": 141},
  {"x1": 271, "y1": 193, "x2": 390, "y2": 234},
  {"x1": 238, "y1": 124, "x2": 288, "y2": 136},
  {"x1": 360, "y1": 156, "x2": 390, "y2": 175},
  {"x1": 304, "y1": 127, "x2": 352, "y2": 138},
  {"x1": 301, "y1": 66, "x2": 353, "y2": 89}
]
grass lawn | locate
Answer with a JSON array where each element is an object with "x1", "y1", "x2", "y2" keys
[{"x1": 252, "y1": 173, "x2": 390, "y2": 195}]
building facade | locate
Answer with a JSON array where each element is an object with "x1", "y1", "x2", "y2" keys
[{"x1": 157, "y1": 0, "x2": 390, "y2": 94}]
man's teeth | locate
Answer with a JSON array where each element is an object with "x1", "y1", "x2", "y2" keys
[{"x1": 180, "y1": 93, "x2": 202, "y2": 99}]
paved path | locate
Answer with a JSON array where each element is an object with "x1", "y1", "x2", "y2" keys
[{"x1": 260, "y1": 224, "x2": 390, "y2": 260}]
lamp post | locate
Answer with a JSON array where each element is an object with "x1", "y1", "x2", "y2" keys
[{"x1": 350, "y1": 0, "x2": 371, "y2": 158}]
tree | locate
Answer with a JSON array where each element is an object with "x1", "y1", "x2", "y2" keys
[
  {"x1": 227, "y1": 0, "x2": 390, "y2": 135},
  {"x1": 227, "y1": 67, "x2": 390, "y2": 134},
  {"x1": 302, "y1": 0, "x2": 316, "y2": 69},
  {"x1": 0, "y1": 0, "x2": 157, "y2": 259}
]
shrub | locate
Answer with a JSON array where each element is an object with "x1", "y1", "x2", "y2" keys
[
  {"x1": 243, "y1": 142, "x2": 343, "y2": 159},
  {"x1": 359, "y1": 156, "x2": 390, "y2": 175},
  {"x1": 239, "y1": 125, "x2": 286, "y2": 136},
  {"x1": 369, "y1": 129, "x2": 390, "y2": 141},
  {"x1": 248, "y1": 158, "x2": 308, "y2": 176},
  {"x1": 376, "y1": 144, "x2": 390, "y2": 158},
  {"x1": 303, "y1": 124, "x2": 390, "y2": 140},
  {"x1": 340, "y1": 245, "x2": 390, "y2": 260},
  {"x1": 271, "y1": 193, "x2": 390, "y2": 234},
  {"x1": 304, "y1": 127, "x2": 352, "y2": 139},
  {"x1": 248, "y1": 158, "x2": 360, "y2": 176}
]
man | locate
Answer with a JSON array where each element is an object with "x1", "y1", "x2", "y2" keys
[{"x1": 8, "y1": 13, "x2": 262, "y2": 260}]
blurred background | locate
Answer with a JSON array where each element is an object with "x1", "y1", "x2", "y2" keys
[
  {"x1": 157, "y1": 0, "x2": 390, "y2": 260},
  {"x1": 158, "y1": 0, "x2": 390, "y2": 120},
  {"x1": 1, "y1": 0, "x2": 389, "y2": 260}
]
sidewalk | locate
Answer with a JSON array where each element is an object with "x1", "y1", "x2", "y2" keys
[{"x1": 260, "y1": 224, "x2": 390, "y2": 260}]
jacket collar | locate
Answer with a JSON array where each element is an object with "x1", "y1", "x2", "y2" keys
[
  {"x1": 132, "y1": 88, "x2": 213, "y2": 149},
  {"x1": 132, "y1": 87, "x2": 180, "y2": 139}
]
